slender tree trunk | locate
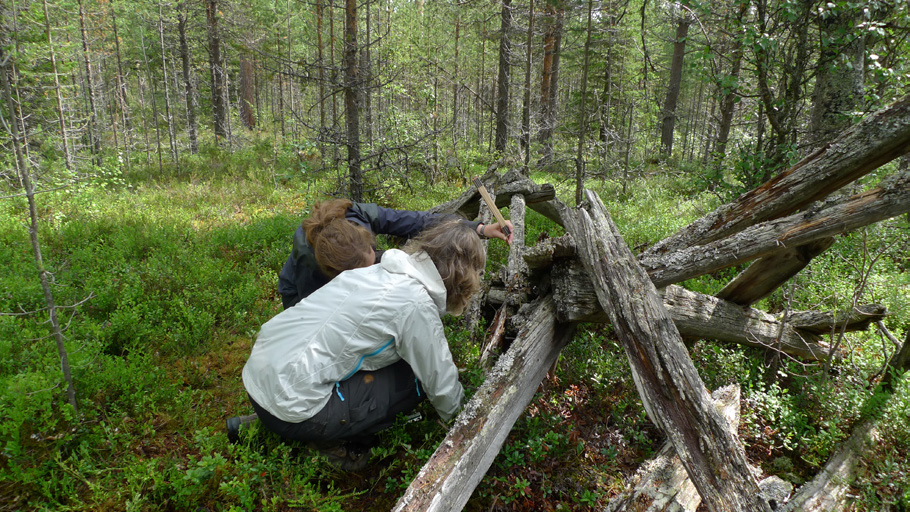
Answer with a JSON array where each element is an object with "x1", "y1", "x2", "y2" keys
[
  {"x1": 659, "y1": 10, "x2": 690, "y2": 156},
  {"x1": 713, "y1": 1, "x2": 748, "y2": 165},
  {"x1": 520, "y1": 0, "x2": 535, "y2": 172},
  {"x1": 177, "y1": 1, "x2": 198, "y2": 153},
  {"x1": 316, "y1": 0, "x2": 326, "y2": 162},
  {"x1": 494, "y1": 0, "x2": 512, "y2": 154},
  {"x1": 344, "y1": 0, "x2": 363, "y2": 201},
  {"x1": 1, "y1": 52, "x2": 78, "y2": 415},
  {"x1": 158, "y1": 0, "x2": 178, "y2": 163},
  {"x1": 574, "y1": 0, "x2": 594, "y2": 205},
  {"x1": 452, "y1": 16, "x2": 460, "y2": 148},
  {"x1": 111, "y1": 13, "x2": 132, "y2": 164},
  {"x1": 538, "y1": 5, "x2": 563, "y2": 165},
  {"x1": 77, "y1": 0, "x2": 100, "y2": 165},
  {"x1": 136, "y1": 69, "x2": 151, "y2": 163},
  {"x1": 140, "y1": 28, "x2": 164, "y2": 172},
  {"x1": 205, "y1": 0, "x2": 227, "y2": 142},
  {"x1": 240, "y1": 52, "x2": 257, "y2": 129},
  {"x1": 42, "y1": 0, "x2": 73, "y2": 172},
  {"x1": 363, "y1": 0, "x2": 373, "y2": 147}
]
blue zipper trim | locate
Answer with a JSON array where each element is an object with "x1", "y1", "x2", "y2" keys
[
  {"x1": 415, "y1": 378, "x2": 421, "y2": 397},
  {"x1": 335, "y1": 338, "x2": 395, "y2": 401}
]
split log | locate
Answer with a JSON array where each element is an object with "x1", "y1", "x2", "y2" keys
[
  {"x1": 640, "y1": 169, "x2": 910, "y2": 287},
  {"x1": 782, "y1": 332, "x2": 910, "y2": 512},
  {"x1": 572, "y1": 189, "x2": 772, "y2": 511},
  {"x1": 392, "y1": 296, "x2": 576, "y2": 512},
  {"x1": 544, "y1": 259, "x2": 832, "y2": 361},
  {"x1": 645, "y1": 93, "x2": 910, "y2": 258},
  {"x1": 605, "y1": 385, "x2": 743, "y2": 512},
  {"x1": 463, "y1": 189, "x2": 495, "y2": 332},
  {"x1": 716, "y1": 238, "x2": 835, "y2": 306},
  {"x1": 787, "y1": 304, "x2": 888, "y2": 335}
]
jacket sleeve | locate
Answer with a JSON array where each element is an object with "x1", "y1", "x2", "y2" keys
[
  {"x1": 349, "y1": 203, "x2": 479, "y2": 239},
  {"x1": 395, "y1": 301, "x2": 464, "y2": 421}
]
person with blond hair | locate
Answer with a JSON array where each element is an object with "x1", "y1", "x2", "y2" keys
[
  {"x1": 277, "y1": 199, "x2": 512, "y2": 309},
  {"x1": 241, "y1": 220, "x2": 486, "y2": 470}
]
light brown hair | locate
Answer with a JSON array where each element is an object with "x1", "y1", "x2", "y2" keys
[
  {"x1": 302, "y1": 199, "x2": 375, "y2": 277},
  {"x1": 404, "y1": 220, "x2": 486, "y2": 315}
]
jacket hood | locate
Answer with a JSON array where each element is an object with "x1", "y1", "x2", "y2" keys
[{"x1": 381, "y1": 249, "x2": 447, "y2": 315}]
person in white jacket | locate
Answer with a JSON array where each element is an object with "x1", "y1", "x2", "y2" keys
[{"x1": 240, "y1": 219, "x2": 485, "y2": 469}]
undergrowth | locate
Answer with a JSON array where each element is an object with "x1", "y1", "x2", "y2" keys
[{"x1": 1, "y1": 141, "x2": 907, "y2": 511}]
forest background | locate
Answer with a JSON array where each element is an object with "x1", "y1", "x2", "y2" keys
[{"x1": 1, "y1": 0, "x2": 909, "y2": 510}]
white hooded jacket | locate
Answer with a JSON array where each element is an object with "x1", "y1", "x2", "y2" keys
[{"x1": 242, "y1": 249, "x2": 465, "y2": 423}]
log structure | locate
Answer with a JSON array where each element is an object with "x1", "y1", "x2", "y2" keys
[{"x1": 396, "y1": 95, "x2": 910, "y2": 511}]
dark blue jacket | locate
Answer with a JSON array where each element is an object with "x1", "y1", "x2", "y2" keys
[{"x1": 278, "y1": 202, "x2": 477, "y2": 309}]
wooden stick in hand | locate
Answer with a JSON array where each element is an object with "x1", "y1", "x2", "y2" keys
[{"x1": 472, "y1": 177, "x2": 511, "y2": 236}]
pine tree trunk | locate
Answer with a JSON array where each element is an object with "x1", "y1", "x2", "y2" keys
[
  {"x1": 205, "y1": 0, "x2": 227, "y2": 142},
  {"x1": 659, "y1": 12, "x2": 690, "y2": 156},
  {"x1": 574, "y1": 0, "x2": 593, "y2": 205},
  {"x1": 494, "y1": 0, "x2": 512, "y2": 154},
  {"x1": 112, "y1": 12, "x2": 132, "y2": 164},
  {"x1": 77, "y1": 0, "x2": 101, "y2": 165},
  {"x1": 42, "y1": 0, "x2": 73, "y2": 172},
  {"x1": 520, "y1": 0, "x2": 534, "y2": 172},
  {"x1": 713, "y1": 1, "x2": 748, "y2": 165},
  {"x1": 178, "y1": 1, "x2": 198, "y2": 154},
  {"x1": 240, "y1": 52, "x2": 257, "y2": 129},
  {"x1": 158, "y1": 1, "x2": 178, "y2": 163},
  {"x1": 344, "y1": 0, "x2": 363, "y2": 201},
  {"x1": 140, "y1": 28, "x2": 165, "y2": 172}
]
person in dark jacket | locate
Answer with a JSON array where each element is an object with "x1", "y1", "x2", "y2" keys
[{"x1": 276, "y1": 199, "x2": 512, "y2": 309}]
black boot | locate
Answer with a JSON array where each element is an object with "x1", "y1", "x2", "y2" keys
[{"x1": 226, "y1": 414, "x2": 258, "y2": 444}]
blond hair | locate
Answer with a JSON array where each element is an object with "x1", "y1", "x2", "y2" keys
[
  {"x1": 302, "y1": 199, "x2": 375, "y2": 277},
  {"x1": 404, "y1": 220, "x2": 486, "y2": 315}
]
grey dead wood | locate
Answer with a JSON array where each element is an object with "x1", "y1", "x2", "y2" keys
[
  {"x1": 538, "y1": 257, "x2": 833, "y2": 361},
  {"x1": 429, "y1": 170, "x2": 556, "y2": 221},
  {"x1": 644, "y1": 93, "x2": 910, "y2": 258},
  {"x1": 463, "y1": 188, "x2": 495, "y2": 333},
  {"x1": 787, "y1": 304, "x2": 889, "y2": 335},
  {"x1": 781, "y1": 332, "x2": 910, "y2": 512},
  {"x1": 716, "y1": 238, "x2": 835, "y2": 306},
  {"x1": 391, "y1": 296, "x2": 576, "y2": 512},
  {"x1": 605, "y1": 385, "x2": 742, "y2": 512},
  {"x1": 639, "y1": 169, "x2": 910, "y2": 288},
  {"x1": 573, "y1": 189, "x2": 771, "y2": 512}
]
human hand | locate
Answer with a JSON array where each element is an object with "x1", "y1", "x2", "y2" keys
[{"x1": 483, "y1": 221, "x2": 514, "y2": 245}]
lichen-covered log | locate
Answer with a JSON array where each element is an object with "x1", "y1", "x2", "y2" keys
[
  {"x1": 782, "y1": 332, "x2": 910, "y2": 512},
  {"x1": 716, "y1": 238, "x2": 835, "y2": 306},
  {"x1": 392, "y1": 296, "x2": 576, "y2": 512},
  {"x1": 645, "y1": 94, "x2": 910, "y2": 258},
  {"x1": 546, "y1": 259, "x2": 832, "y2": 361},
  {"x1": 573, "y1": 189, "x2": 772, "y2": 512},
  {"x1": 640, "y1": 170, "x2": 910, "y2": 287}
]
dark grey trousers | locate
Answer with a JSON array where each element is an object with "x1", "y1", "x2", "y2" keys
[{"x1": 249, "y1": 359, "x2": 425, "y2": 445}]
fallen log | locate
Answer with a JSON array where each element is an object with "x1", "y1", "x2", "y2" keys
[
  {"x1": 605, "y1": 385, "x2": 743, "y2": 512},
  {"x1": 540, "y1": 259, "x2": 833, "y2": 361},
  {"x1": 645, "y1": 94, "x2": 910, "y2": 258},
  {"x1": 782, "y1": 332, "x2": 910, "y2": 512},
  {"x1": 716, "y1": 238, "x2": 835, "y2": 306},
  {"x1": 640, "y1": 169, "x2": 910, "y2": 287},
  {"x1": 787, "y1": 304, "x2": 888, "y2": 335},
  {"x1": 573, "y1": 189, "x2": 772, "y2": 511},
  {"x1": 392, "y1": 296, "x2": 576, "y2": 512},
  {"x1": 429, "y1": 170, "x2": 555, "y2": 220}
]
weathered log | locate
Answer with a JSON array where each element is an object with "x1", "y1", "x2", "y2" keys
[
  {"x1": 573, "y1": 189, "x2": 771, "y2": 512},
  {"x1": 640, "y1": 169, "x2": 910, "y2": 287},
  {"x1": 645, "y1": 94, "x2": 910, "y2": 258},
  {"x1": 429, "y1": 172, "x2": 555, "y2": 220},
  {"x1": 782, "y1": 332, "x2": 910, "y2": 512},
  {"x1": 463, "y1": 189, "x2": 495, "y2": 332},
  {"x1": 523, "y1": 233, "x2": 576, "y2": 269},
  {"x1": 787, "y1": 304, "x2": 888, "y2": 335},
  {"x1": 605, "y1": 385, "x2": 743, "y2": 512},
  {"x1": 392, "y1": 296, "x2": 576, "y2": 512},
  {"x1": 716, "y1": 238, "x2": 835, "y2": 306},
  {"x1": 544, "y1": 259, "x2": 833, "y2": 361}
]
